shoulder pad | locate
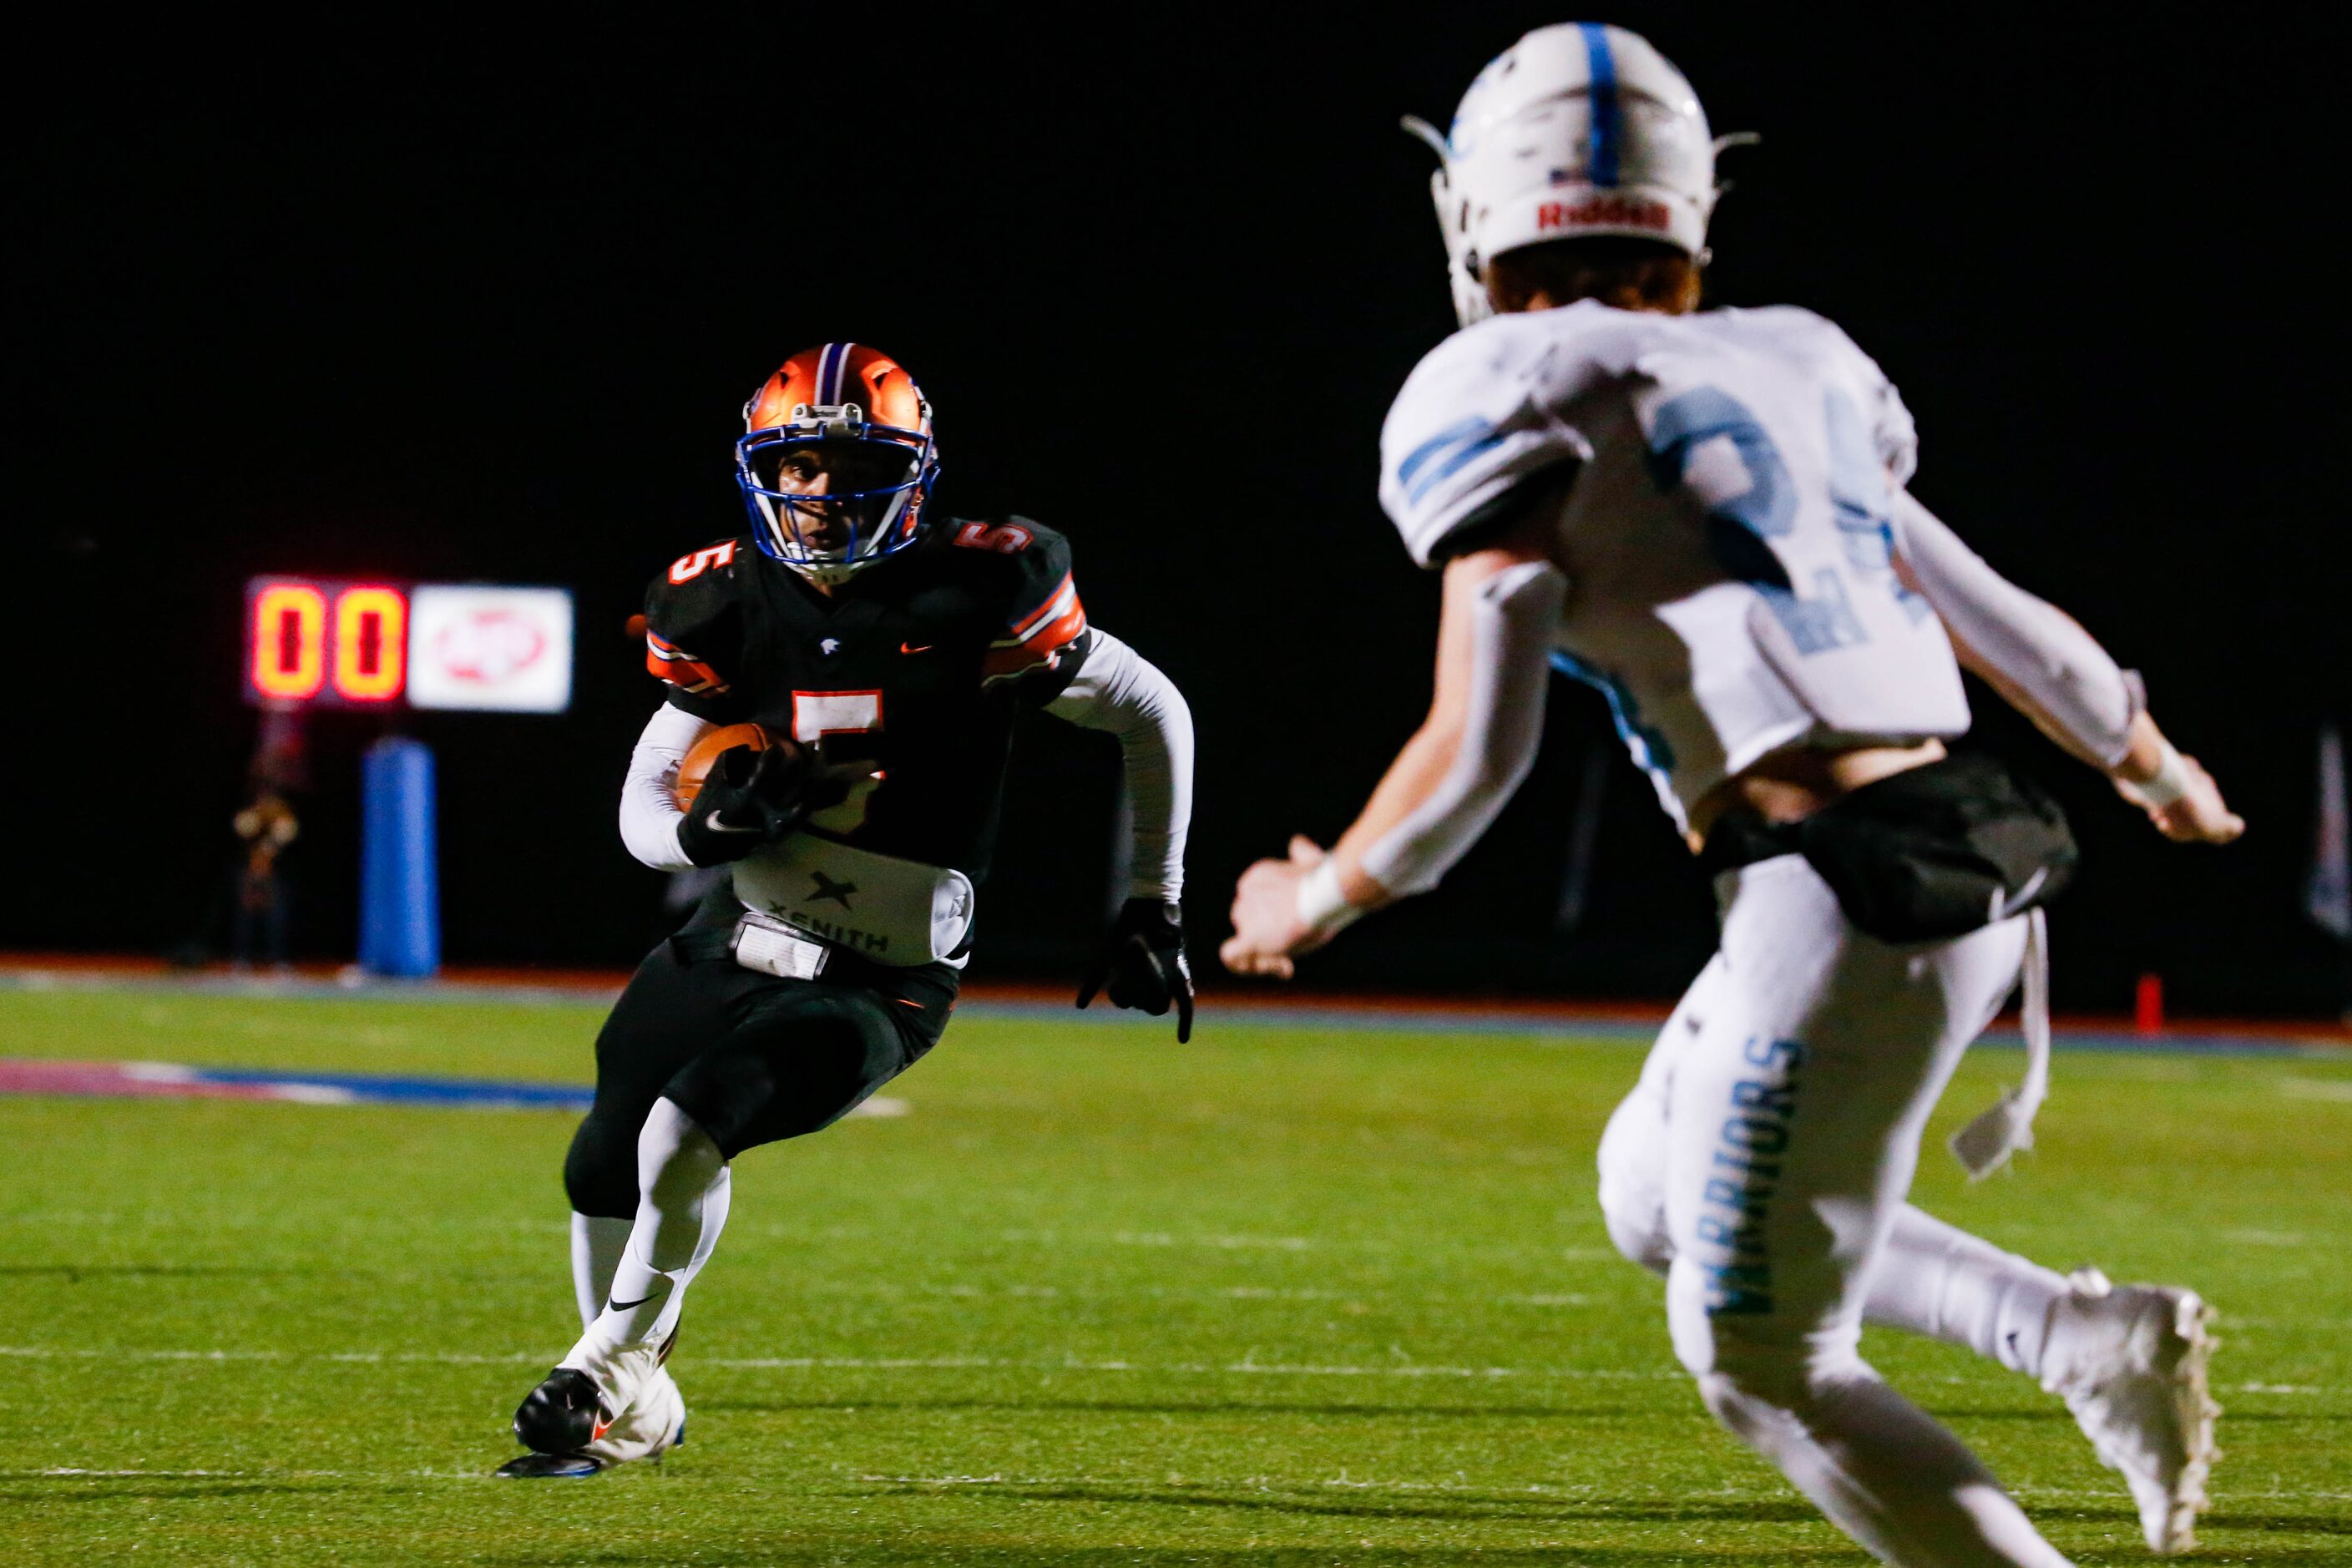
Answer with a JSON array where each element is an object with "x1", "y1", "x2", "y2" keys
[
  {"x1": 642, "y1": 537, "x2": 751, "y2": 703},
  {"x1": 1721, "y1": 308, "x2": 1917, "y2": 484},
  {"x1": 1380, "y1": 312, "x2": 1608, "y2": 567},
  {"x1": 936, "y1": 517, "x2": 1087, "y2": 685},
  {"x1": 935, "y1": 514, "x2": 1069, "y2": 562},
  {"x1": 658, "y1": 536, "x2": 751, "y2": 589}
]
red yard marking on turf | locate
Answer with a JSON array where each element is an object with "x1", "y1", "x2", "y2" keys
[{"x1": 0, "y1": 1060, "x2": 295, "y2": 1103}]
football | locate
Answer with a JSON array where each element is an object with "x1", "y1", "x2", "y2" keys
[{"x1": 673, "y1": 722, "x2": 784, "y2": 808}]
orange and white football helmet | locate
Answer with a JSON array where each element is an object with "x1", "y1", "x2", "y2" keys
[{"x1": 736, "y1": 342, "x2": 940, "y2": 584}]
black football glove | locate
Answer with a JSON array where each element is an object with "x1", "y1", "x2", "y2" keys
[
  {"x1": 1076, "y1": 898, "x2": 1194, "y2": 1043},
  {"x1": 675, "y1": 742, "x2": 867, "y2": 867}
]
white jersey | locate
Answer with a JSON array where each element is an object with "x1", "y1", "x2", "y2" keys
[{"x1": 1379, "y1": 301, "x2": 1970, "y2": 829}]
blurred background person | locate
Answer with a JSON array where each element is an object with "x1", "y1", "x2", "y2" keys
[{"x1": 230, "y1": 785, "x2": 299, "y2": 972}]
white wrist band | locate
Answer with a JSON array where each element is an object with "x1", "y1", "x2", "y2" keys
[
  {"x1": 2131, "y1": 740, "x2": 2190, "y2": 809},
  {"x1": 1295, "y1": 860, "x2": 1369, "y2": 940}
]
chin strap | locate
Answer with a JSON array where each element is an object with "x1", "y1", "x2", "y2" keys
[{"x1": 1949, "y1": 907, "x2": 2051, "y2": 1180}]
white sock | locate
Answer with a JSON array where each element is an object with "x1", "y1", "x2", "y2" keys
[
  {"x1": 1868, "y1": 1206, "x2": 2069, "y2": 1378},
  {"x1": 590, "y1": 1098, "x2": 731, "y2": 1350},
  {"x1": 570, "y1": 1212, "x2": 632, "y2": 1329}
]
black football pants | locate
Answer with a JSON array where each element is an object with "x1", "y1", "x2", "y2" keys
[{"x1": 563, "y1": 934, "x2": 957, "y2": 1220}]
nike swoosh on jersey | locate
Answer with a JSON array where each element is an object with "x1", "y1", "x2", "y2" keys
[{"x1": 607, "y1": 1294, "x2": 656, "y2": 1312}]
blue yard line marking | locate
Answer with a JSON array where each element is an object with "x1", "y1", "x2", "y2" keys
[
  {"x1": 0, "y1": 1057, "x2": 596, "y2": 1110},
  {"x1": 189, "y1": 1065, "x2": 593, "y2": 1107}
]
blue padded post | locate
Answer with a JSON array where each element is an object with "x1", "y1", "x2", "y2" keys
[{"x1": 359, "y1": 736, "x2": 440, "y2": 978}]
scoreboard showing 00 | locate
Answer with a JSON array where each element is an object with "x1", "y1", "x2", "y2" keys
[
  {"x1": 246, "y1": 579, "x2": 407, "y2": 705},
  {"x1": 244, "y1": 576, "x2": 574, "y2": 713}
]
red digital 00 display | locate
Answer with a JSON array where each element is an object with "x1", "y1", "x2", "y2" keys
[{"x1": 244, "y1": 577, "x2": 410, "y2": 707}]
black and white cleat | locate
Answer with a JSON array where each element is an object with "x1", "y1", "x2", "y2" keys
[
  {"x1": 512, "y1": 1366, "x2": 611, "y2": 1456},
  {"x1": 494, "y1": 1450, "x2": 605, "y2": 1479}
]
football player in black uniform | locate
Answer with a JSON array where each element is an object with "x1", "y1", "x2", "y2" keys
[{"x1": 498, "y1": 342, "x2": 1195, "y2": 1477}]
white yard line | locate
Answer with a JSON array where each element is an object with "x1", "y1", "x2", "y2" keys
[
  {"x1": 860, "y1": 1471, "x2": 2352, "y2": 1505},
  {"x1": 23, "y1": 1464, "x2": 2352, "y2": 1506},
  {"x1": 0, "y1": 1343, "x2": 1675, "y2": 1380},
  {"x1": 3, "y1": 1343, "x2": 2334, "y2": 1397}
]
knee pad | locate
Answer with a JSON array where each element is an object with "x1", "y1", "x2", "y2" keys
[
  {"x1": 637, "y1": 1097, "x2": 727, "y2": 1204},
  {"x1": 1599, "y1": 1174, "x2": 1673, "y2": 1277},
  {"x1": 1696, "y1": 1356, "x2": 1816, "y2": 1424},
  {"x1": 1667, "y1": 1257, "x2": 1839, "y2": 1411},
  {"x1": 1596, "y1": 1092, "x2": 1673, "y2": 1277},
  {"x1": 663, "y1": 994, "x2": 905, "y2": 1156},
  {"x1": 1683, "y1": 1305, "x2": 1874, "y2": 1423},
  {"x1": 562, "y1": 1112, "x2": 640, "y2": 1221}
]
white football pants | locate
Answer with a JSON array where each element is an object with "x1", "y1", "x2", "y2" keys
[{"x1": 1596, "y1": 855, "x2": 2072, "y2": 1568}]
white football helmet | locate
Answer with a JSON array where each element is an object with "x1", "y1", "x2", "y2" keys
[{"x1": 1406, "y1": 23, "x2": 1743, "y2": 326}]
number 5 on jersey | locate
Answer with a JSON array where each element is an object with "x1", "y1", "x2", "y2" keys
[{"x1": 792, "y1": 690, "x2": 883, "y2": 833}]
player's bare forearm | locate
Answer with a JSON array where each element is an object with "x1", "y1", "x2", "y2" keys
[
  {"x1": 1222, "y1": 527, "x2": 1560, "y2": 978},
  {"x1": 1893, "y1": 524, "x2": 2243, "y2": 847},
  {"x1": 2108, "y1": 710, "x2": 2245, "y2": 844},
  {"x1": 1327, "y1": 722, "x2": 1454, "y2": 903},
  {"x1": 1943, "y1": 615, "x2": 2243, "y2": 846}
]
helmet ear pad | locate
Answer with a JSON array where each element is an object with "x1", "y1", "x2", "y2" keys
[{"x1": 1422, "y1": 159, "x2": 1495, "y2": 327}]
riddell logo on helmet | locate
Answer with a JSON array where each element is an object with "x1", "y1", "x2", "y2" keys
[{"x1": 1536, "y1": 195, "x2": 1672, "y2": 232}]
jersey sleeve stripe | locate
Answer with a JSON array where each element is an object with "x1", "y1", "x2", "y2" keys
[
  {"x1": 645, "y1": 633, "x2": 730, "y2": 695},
  {"x1": 1004, "y1": 572, "x2": 1081, "y2": 641},
  {"x1": 980, "y1": 641, "x2": 1067, "y2": 683},
  {"x1": 983, "y1": 578, "x2": 1088, "y2": 685}
]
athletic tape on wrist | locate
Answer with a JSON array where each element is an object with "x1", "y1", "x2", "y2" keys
[
  {"x1": 1294, "y1": 860, "x2": 1368, "y2": 940},
  {"x1": 2132, "y1": 740, "x2": 2190, "y2": 809}
]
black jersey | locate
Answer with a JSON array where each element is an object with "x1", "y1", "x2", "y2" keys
[{"x1": 642, "y1": 517, "x2": 1091, "y2": 884}]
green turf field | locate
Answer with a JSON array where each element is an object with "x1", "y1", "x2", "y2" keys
[{"x1": 0, "y1": 986, "x2": 2345, "y2": 1565}]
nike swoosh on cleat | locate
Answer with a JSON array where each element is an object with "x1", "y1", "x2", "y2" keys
[
  {"x1": 899, "y1": 642, "x2": 933, "y2": 655},
  {"x1": 702, "y1": 813, "x2": 761, "y2": 835},
  {"x1": 591, "y1": 1412, "x2": 615, "y2": 1441}
]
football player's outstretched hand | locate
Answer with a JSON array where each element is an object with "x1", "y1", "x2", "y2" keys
[
  {"x1": 2116, "y1": 750, "x2": 2246, "y2": 845},
  {"x1": 1077, "y1": 898, "x2": 1194, "y2": 1043},
  {"x1": 1219, "y1": 836, "x2": 1324, "y2": 981}
]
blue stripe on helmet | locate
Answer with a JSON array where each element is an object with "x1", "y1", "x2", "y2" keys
[
  {"x1": 817, "y1": 341, "x2": 848, "y2": 405},
  {"x1": 1578, "y1": 22, "x2": 1621, "y2": 188}
]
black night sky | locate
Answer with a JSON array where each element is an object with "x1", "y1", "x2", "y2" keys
[{"x1": 12, "y1": 8, "x2": 2346, "y2": 1014}]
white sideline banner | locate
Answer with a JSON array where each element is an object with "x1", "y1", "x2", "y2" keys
[{"x1": 406, "y1": 586, "x2": 574, "y2": 713}]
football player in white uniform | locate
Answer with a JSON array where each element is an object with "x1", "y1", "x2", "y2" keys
[{"x1": 1222, "y1": 23, "x2": 2243, "y2": 1565}]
